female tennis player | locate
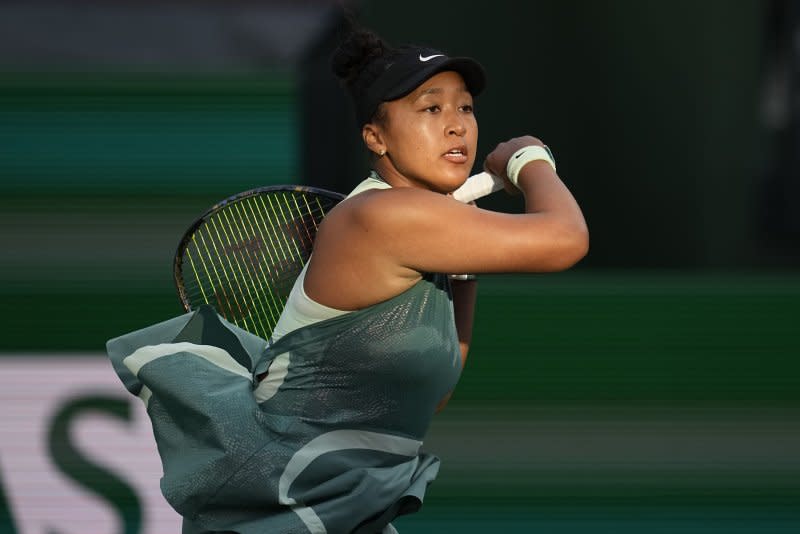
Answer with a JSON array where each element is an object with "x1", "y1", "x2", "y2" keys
[{"x1": 106, "y1": 23, "x2": 587, "y2": 534}]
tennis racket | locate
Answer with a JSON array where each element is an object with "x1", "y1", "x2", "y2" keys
[
  {"x1": 174, "y1": 172, "x2": 504, "y2": 340},
  {"x1": 174, "y1": 185, "x2": 344, "y2": 340}
]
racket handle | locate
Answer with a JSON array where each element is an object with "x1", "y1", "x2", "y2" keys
[{"x1": 451, "y1": 171, "x2": 505, "y2": 203}]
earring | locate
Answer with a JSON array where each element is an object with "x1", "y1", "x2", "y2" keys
[{"x1": 378, "y1": 149, "x2": 386, "y2": 157}]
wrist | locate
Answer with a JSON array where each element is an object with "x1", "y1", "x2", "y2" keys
[{"x1": 506, "y1": 145, "x2": 557, "y2": 187}]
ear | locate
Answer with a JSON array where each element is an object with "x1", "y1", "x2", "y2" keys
[{"x1": 362, "y1": 123, "x2": 387, "y2": 158}]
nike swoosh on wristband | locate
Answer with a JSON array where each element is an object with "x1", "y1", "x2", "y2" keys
[
  {"x1": 516, "y1": 145, "x2": 553, "y2": 159},
  {"x1": 419, "y1": 54, "x2": 444, "y2": 62}
]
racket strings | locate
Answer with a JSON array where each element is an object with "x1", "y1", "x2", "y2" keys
[
  {"x1": 192, "y1": 199, "x2": 285, "y2": 337},
  {"x1": 179, "y1": 190, "x2": 336, "y2": 339},
  {"x1": 232, "y1": 200, "x2": 286, "y2": 325},
  {"x1": 185, "y1": 227, "x2": 254, "y2": 334},
  {"x1": 262, "y1": 195, "x2": 303, "y2": 274},
  {"x1": 206, "y1": 216, "x2": 259, "y2": 332},
  {"x1": 217, "y1": 208, "x2": 277, "y2": 336}
]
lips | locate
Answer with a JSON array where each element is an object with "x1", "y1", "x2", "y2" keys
[{"x1": 443, "y1": 145, "x2": 469, "y2": 163}]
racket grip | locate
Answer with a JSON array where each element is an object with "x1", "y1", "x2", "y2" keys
[{"x1": 452, "y1": 171, "x2": 505, "y2": 203}]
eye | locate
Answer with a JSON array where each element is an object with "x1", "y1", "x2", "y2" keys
[
  {"x1": 424, "y1": 105, "x2": 441, "y2": 113},
  {"x1": 460, "y1": 104, "x2": 474, "y2": 113}
]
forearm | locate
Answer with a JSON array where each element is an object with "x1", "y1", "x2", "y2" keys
[
  {"x1": 513, "y1": 160, "x2": 589, "y2": 269},
  {"x1": 517, "y1": 161, "x2": 586, "y2": 229},
  {"x1": 483, "y1": 137, "x2": 589, "y2": 268}
]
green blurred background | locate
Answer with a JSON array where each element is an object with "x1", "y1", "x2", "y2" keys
[{"x1": 1, "y1": 0, "x2": 799, "y2": 532}]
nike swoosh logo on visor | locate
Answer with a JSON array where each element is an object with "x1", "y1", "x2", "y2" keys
[{"x1": 419, "y1": 54, "x2": 444, "y2": 62}]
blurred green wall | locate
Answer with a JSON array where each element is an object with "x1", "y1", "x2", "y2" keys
[{"x1": 0, "y1": 74, "x2": 298, "y2": 195}]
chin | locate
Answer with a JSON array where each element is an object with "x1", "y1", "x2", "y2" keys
[
  {"x1": 441, "y1": 171, "x2": 470, "y2": 194},
  {"x1": 413, "y1": 167, "x2": 471, "y2": 194}
]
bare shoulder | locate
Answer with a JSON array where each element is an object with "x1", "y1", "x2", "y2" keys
[
  {"x1": 340, "y1": 187, "x2": 469, "y2": 233},
  {"x1": 305, "y1": 188, "x2": 450, "y2": 309},
  {"x1": 320, "y1": 187, "x2": 460, "y2": 238}
]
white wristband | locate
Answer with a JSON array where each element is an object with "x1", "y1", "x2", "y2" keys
[{"x1": 506, "y1": 145, "x2": 557, "y2": 187}]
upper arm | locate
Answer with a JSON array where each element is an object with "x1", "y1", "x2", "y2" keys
[{"x1": 358, "y1": 188, "x2": 588, "y2": 275}]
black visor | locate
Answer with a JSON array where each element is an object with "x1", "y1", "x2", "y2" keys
[{"x1": 355, "y1": 46, "x2": 486, "y2": 126}]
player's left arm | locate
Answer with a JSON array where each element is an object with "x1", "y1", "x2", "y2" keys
[
  {"x1": 448, "y1": 198, "x2": 479, "y2": 370},
  {"x1": 451, "y1": 277, "x2": 477, "y2": 369},
  {"x1": 435, "y1": 277, "x2": 477, "y2": 413}
]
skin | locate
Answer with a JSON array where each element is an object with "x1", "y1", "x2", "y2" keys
[{"x1": 303, "y1": 70, "x2": 589, "y2": 408}]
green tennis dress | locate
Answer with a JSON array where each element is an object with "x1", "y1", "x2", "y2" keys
[{"x1": 106, "y1": 271, "x2": 462, "y2": 533}]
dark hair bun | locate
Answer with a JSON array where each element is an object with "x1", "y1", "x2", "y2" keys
[{"x1": 331, "y1": 23, "x2": 390, "y2": 91}]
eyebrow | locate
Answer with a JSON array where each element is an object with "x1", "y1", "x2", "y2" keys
[{"x1": 412, "y1": 85, "x2": 470, "y2": 102}]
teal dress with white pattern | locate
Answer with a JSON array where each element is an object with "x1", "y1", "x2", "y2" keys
[{"x1": 107, "y1": 270, "x2": 462, "y2": 533}]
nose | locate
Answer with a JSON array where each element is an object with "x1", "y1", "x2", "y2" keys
[
  {"x1": 447, "y1": 116, "x2": 467, "y2": 137},
  {"x1": 446, "y1": 112, "x2": 467, "y2": 137}
]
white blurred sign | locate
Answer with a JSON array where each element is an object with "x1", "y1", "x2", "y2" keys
[{"x1": 0, "y1": 355, "x2": 182, "y2": 534}]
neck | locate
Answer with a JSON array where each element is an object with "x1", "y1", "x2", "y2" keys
[{"x1": 371, "y1": 159, "x2": 431, "y2": 191}]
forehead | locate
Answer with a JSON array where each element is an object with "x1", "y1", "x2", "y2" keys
[{"x1": 407, "y1": 71, "x2": 470, "y2": 99}]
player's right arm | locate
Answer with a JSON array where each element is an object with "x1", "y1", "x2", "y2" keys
[
  {"x1": 305, "y1": 136, "x2": 588, "y2": 310},
  {"x1": 373, "y1": 135, "x2": 588, "y2": 275}
]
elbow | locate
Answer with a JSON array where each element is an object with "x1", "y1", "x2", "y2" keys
[
  {"x1": 572, "y1": 222, "x2": 590, "y2": 263},
  {"x1": 546, "y1": 221, "x2": 590, "y2": 271}
]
